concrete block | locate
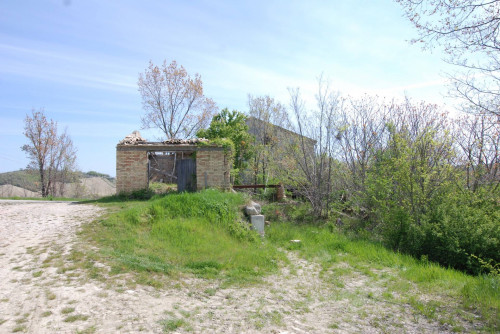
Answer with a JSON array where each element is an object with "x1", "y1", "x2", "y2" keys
[
  {"x1": 250, "y1": 215, "x2": 265, "y2": 236},
  {"x1": 245, "y1": 205, "x2": 259, "y2": 216},
  {"x1": 250, "y1": 201, "x2": 261, "y2": 214}
]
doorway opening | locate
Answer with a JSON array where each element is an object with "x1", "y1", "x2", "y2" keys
[{"x1": 148, "y1": 150, "x2": 196, "y2": 192}]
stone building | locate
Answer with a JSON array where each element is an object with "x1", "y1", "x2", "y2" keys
[
  {"x1": 116, "y1": 132, "x2": 231, "y2": 194},
  {"x1": 245, "y1": 116, "x2": 317, "y2": 150},
  {"x1": 241, "y1": 116, "x2": 317, "y2": 184}
]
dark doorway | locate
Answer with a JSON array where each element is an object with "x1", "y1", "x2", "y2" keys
[
  {"x1": 176, "y1": 158, "x2": 196, "y2": 192},
  {"x1": 148, "y1": 151, "x2": 195, "y2": 193}
]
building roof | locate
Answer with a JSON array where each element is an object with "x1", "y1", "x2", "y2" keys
[
  {"x1": 245, "y1": 116, "x2": 317, "y2": 146},
  {"x1": 118, "y1": 131, "x2": 210, "y2": 146}
]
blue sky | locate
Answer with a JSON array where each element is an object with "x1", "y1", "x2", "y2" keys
[{"x1": 0, "y1": 0, "x2": 454, "y2": 176}]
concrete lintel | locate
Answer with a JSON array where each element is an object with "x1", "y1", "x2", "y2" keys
[{"x1": 116, "y1": 144, "x2": 225, "y2": 152}]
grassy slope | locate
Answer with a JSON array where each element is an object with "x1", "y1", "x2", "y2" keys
[
  {"x1": 83, "y1": 190, "x2": 284, "y2": 286},
  {"x1": 267, "y1": 222, "x2": 499, "y2": 331},
  {"x1": 81, "y1": 190, "x2": 498, "y2": 331}
]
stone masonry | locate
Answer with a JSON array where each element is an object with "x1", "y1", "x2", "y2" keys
[
  {"x1": 116, "y1": 134, "x2": 231, "y2": 194},
  {"x1": 195, "y1": 149, "x2": 231, "y2": 190},
  {"x1": 116, "y1": 148, "x2": 149, "y2": 194}
]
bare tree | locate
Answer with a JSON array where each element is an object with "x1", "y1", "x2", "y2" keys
[
  {"x1": 454, "y1": 112, "x2": 500, "y2": 192},
  {"x1": 334, "y1": 95, "x2": 389, "y2": 201},
  {"x1": 396, "y1": 0, "x2": 500, "y2": 117},
  {"x1": 52, "y1": 131, "x2": 78, "y2": 196},
  {"x1": 287, "y1": 77, "x2": 341, "y2": 217},
  {"x1": 22, "y1": 109, "x2": 77, "y2": 197},
  {"x1": 138, "y1": 60, "x2": 217, "y2": 139}
]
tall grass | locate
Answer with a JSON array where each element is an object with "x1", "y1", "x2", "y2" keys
[
  {"x1": 266, "y1": 221, "x2": 499, "y2": 330},
  {"x1": 87, "y1": 190, "x2": 284, "y2": 285},
  {"x1": 85, "y1": 191, "x2": 498, "y2": 329}
]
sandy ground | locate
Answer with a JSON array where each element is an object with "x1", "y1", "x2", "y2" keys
[
  {"x1": 0, "y1": 177, "x2": 115, "y2": 199},
  {"x1": 0, "y1": 200, "x2": 480, "y2": 333},
  {"x1": 0, "y1": 185, "x2": 41, "y2": 198},
  {"x1": 62, "y1": 177, "x2": 116, "y2": 199}
]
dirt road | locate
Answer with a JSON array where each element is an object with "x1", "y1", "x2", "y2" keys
[{"x1": 0, "y1": 200, "x2": 477, "y2": 333}]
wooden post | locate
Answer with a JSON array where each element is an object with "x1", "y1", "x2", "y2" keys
[{"x1": 277, "y1": 183, "x2": 285, "y2": 201}]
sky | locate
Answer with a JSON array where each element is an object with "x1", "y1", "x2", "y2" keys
[{"x1": 0, "y1": 0, "x2": 456, "y2": 177}]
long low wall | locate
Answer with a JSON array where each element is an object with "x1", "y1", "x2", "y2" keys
[{"x1": 116, "y1": 143, "x2": 231, "y2": 194}]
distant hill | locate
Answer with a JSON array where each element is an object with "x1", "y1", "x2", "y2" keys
[
  {"x1": 0, "y1": 170, "x2": 40, "y2": 192},
  {"x1": 0, "y1": 184, "x2": 41, "y2": 198},
  {"x1": 0, "y1": 170, "x2": 116, "y2": 199},
  {"x1": 82, "y1": 171, "x2": 115, "y2": 183}
]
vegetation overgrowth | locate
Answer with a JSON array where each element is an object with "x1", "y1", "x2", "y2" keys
[
  {"x1": 85, "y1": 190, "x2": 283, "y2": 285},
  {"x1": 82, "y1": 190, "x2": 498, "y2": 330},
  {"x1": 218, "y1": 86, "x2": 500, "y2": 277},
  {"x1": 157, "y1": 80, "x2": 499, "y2": 279},
  {"x1": 197, "y1": 108, "x2": 254, "y2": 183},
  {"x1": 265, "y1": 200, "x2": 499, "y2": 331}
]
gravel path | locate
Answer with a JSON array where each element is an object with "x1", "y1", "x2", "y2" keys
[{"x1": 0, "y1": 200, "x2": 478, "y2": 333}]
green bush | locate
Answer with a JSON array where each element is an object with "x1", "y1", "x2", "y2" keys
[
  {"x1": 420, "y1": 190, "x2": 500, "y2": 274},
  {"x1": 361, "y1": 125, "x2": 500, "y2": 275},
  {"x1": 366, "y1": 172, "x2": 499, "y2": 275}
]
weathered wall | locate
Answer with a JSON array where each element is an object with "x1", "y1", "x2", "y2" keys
[
  {"x1": 116, "y1": 147, "x2": 149, "y2": 193},
  {"x1": 196, "y1": 148, "x2": 231, "y2": 190},
  {"x1": 116, "y1": 142, "x2": 230, "y2": 194},
  {"x1": 149, "y1": 152, "x2": 195, "y2": 183}
]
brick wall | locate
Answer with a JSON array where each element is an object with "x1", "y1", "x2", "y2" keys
[
  {"x1": 116, "y1": 147, "x2": 149, "y2": 193},
  {"x1": 116, "y1": 144, "x2": 231, "y2": 194},
  {"x1": 196, "y1": 148, "x2": 231, "y2": 190}
]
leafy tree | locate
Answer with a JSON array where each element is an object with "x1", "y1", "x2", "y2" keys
[
  {"x1": 21, "y1": 109, "x2": 77, "y2": 197},
  {"x1": 197, "y1": 108, "x2": 254, "y2": 181},
  {"x1": 360, "y1": 101, "x2": 499, "y2": 274},
  {"x1": 396, "y1": 0, "x2": 500, "y2": 116},
  {"x1": 138, "y1": 60, "x2": 217, "y2": 139},
  {"x1": 366, "y1": 121, "x2": 456, "y2": 249}
]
